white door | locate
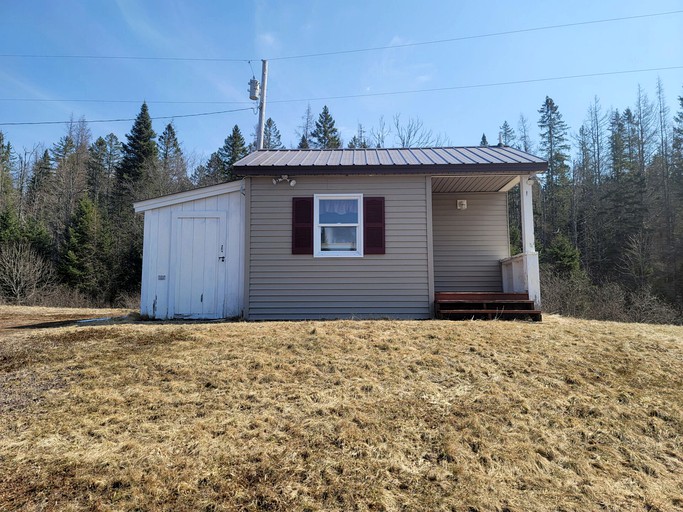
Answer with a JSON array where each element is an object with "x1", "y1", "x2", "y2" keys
[{"x1": 172, "y1": 212, "x2": 227, "y2": 319}]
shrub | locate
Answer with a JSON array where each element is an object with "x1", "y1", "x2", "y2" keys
[{"x1": 540, "y1": 267, "x2": 681, "y2": 325}]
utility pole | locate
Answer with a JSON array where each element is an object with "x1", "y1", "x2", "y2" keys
[{"x1": 256, "y1": 59, "x2": 268, "y2": 150}]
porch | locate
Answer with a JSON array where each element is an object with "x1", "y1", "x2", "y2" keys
[{"x1": 429, "y1": 173, "x2": 540, "y2": 320}]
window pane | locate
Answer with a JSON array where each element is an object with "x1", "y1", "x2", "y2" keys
[
  {"x1": 320, "y1": 226, "x2": 357, "y2": 251},
  {"x1": 319, "y1": 199, "x2": 358, "y2": 224}
]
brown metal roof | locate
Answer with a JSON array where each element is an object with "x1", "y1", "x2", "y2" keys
[{"x1": 234, "y1": 146, "x2": 546, "y2": 176}]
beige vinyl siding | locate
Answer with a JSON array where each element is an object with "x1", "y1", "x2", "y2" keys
[
  {"x1": 432, "y1": 192, "x2": 509, "y2": 292},
  {"x1": 248, "y1": 175, "x2": 430, "y2": 319}
]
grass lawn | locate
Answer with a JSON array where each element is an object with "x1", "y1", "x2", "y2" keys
[{"x1": 1, "y1": 306, "x2": 682, "y2": 511}]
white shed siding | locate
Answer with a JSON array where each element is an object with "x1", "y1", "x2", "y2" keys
[
  {"x1": 432, "y1": 192, "x2": 509, "y2": 292},
  {"x1": 248, "y1": 176, "x2": 430, "y2": 320},
  {"x1": 139, "y1": 188, "x2": 245, "y2": 319}
]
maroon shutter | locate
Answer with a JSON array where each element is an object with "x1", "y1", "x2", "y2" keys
[
  {"x1": 292, "y1": 197, "x2": 313, "y2": 254},
  {"x1": 364, "y1": 197, "x2": 385, "y2": 255}
]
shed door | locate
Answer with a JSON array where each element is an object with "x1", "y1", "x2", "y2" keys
[{"x1": 172, "y1": 212, "x2": 227, "y2": 319}]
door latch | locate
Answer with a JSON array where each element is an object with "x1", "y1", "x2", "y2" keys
[{"x1": 218, "y1": 256, "x2": 225, "y2": 262}]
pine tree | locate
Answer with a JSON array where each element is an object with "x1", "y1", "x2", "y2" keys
[
  {"x1": 310, "y1": 106, "x2": 341, "y2": 149},
  {"x1": 297, "y1": 104, "x2": 315, "y2": 148},
  {"x1": 262, "y1": 118, "x2": 284, "y2": 149},
  {"x1": 0, "y1": 132, "x2": 16, "y2": 212},
  {"x1": 297, "y1": 134, "x2": 310, "y2": 149},
  {"x1": 103, "y1": 134, "x2": 123, "y2": 180},
  {"x1": 545, "y1": 233, "x2": 581, "y2": 275},
  {"x1": 517, "y1": 114, "x2": 533, "y2": 153},
  {"x1": 118, "y1": 102, "x2": 157, "y2": 184},
  {"x1": 672, "y1": 89, "x2": 683, "y2": 299},
  {"x1": 61, "y1": 197, "x2": 107, "y2": 298},
  {"x1": 479, "y1": 133, "x2": 489, "y2": 146},
  {"x1": 217, "y1": 125, "x2": 248, "y2": 181},
  {"x1": 50, "y1": 119, "x2": 91, "y2": 244},
  {"x1": 50, "y1": 135, "x2": 75, "y2": 168},
  {"x1": 347, "y1": 124, "x2": 369, "y2": 148},
  {"x1": 87, "y1": 137, "x2": 109, "y2": 205},
  {"x1": 27, "y1": 149, "x2": 52, "y2": 220},
  {"x1": 602, "y1": 108, "x2": 647, "y2": 278},
  {"x1": 674, "y1": 89, "x2": 683, "y2": 174},
  {"x1": 158, "y1": 122, "x2": 189, "y2": 190},
  {"x1": 195, "y1": 152, "x2": 225, "y2": 186},
  {"x1": 112, "y1": 107, "x2": 155, "y2": 297},
  {"x1": 538, "y1": 96, "x2": 572, "y2": 245},
  {"x1": 0, "y1": 206, "x2": 20, "y2": 244},
  {"x1": 500, "y1": 121, "x2": 516, "y2": 146}
]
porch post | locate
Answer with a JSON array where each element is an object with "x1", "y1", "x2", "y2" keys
[{"x1": 520, "y1": 175, "x2": 541, "y2": 308}]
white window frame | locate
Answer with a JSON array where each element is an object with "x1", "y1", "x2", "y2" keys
[{"x1": 313, "y1": 193, "x2": 364, "y2": 258}]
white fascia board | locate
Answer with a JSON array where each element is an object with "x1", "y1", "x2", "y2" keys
[{"x1": 134, "y1": 180, "x2": 244, "y2": 213}]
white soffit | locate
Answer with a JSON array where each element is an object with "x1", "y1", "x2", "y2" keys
[{"x1": 431, "y1": 175, "x2": 520, "y2": 193}]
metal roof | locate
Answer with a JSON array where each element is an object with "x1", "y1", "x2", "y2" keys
[{"x1": 234, "y1": 146, "x2": 546, "y2": 176}]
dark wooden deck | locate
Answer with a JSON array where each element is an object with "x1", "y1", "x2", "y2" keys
[{"x1": 435, "y1": 292, "x2": 542, "y2": 321}]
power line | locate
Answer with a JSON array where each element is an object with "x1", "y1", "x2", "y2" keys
[
  {"x1": 0, "y1": 54, "x2": 249, "y2": 63},
  {"x1": 0, "y1": 98, "x2": 252, "y2": 105},
  {"x1": 265, "y1": 65, "x2": 683, "y2": 104},
  {"x1": 269, "y1": 10, "x2": 683, "y2": 61},
  {"x1": 2, "y1": 64, "x2": 681, "y2": 115},
  {"x1": 0, "y1": 107, "x2": 254, "y2": 127},
  {"x1": 0, "y1": 10, "x2": 680, "y2": 63}
]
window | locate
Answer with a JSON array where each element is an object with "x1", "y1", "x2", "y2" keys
[
  {"x1": 314, "y1": 194, "x2": 363, "y2": 257},
  {"x1": 292, "y1": 195, "x2": 385, "y2": 256}
]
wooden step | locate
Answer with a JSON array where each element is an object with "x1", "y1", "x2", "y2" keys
[
  {"x1": 437, "y1": 309, "x2": 543, "y2": 322},
  {"x1": 437, "y1": 300, "x2": 535, "y2": 308},
  {"x1": 435, "y1": 292, "x2": 529, "y2": 301},
  {"x1": 434, "y1": 291, "x2": 542, "y2": 321}
]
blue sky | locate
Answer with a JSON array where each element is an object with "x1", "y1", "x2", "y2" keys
[{"x1": 1, "y1": 0, "x2": 682, "y2": 161}]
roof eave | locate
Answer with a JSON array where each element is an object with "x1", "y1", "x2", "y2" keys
[{"x1": 235, "y1": 162, "x2": 548, "y2": 177}]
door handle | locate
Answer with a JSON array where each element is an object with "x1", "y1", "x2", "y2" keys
[{"x1": 218, "y1": 256, "x2": 225, "y2": 262}]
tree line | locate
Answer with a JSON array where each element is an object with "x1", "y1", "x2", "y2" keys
[{"x1": 0, "y1": 81, "x2": 682, "y2": 322}]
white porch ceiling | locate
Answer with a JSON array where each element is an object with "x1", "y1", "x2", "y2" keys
[{"x1": 431, "y1": 175, "x2": 518, "y2": 193}]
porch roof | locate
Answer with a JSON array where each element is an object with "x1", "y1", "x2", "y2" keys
[{"x1": 234, "y1": 146, "x2": 547, "y2": 176}]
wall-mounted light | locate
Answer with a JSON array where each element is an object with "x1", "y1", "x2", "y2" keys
[
  {"x1": 457, "y1": 199, "x2": 467, "y2": 210},
  {"x1": 272, "y1": 175, "x2": 296, "y2": 187}
]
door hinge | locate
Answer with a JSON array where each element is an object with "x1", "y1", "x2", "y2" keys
[{"x1": 200, "y1": 293, "x2": 203, "y2": 303}]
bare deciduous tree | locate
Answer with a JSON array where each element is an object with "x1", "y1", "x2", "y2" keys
[
  {"x1": 619, "y1": 232, "x2": 654, "y2": 290},
  {"x1": 392, "y1": 114, "x2": 447, "y2": 148},
  {"x1": 0, "y1": 243, "x2": 55, "y2": 304},
  {"x1": 371, "y1": 116, "x2": 390, "y2": 148}
]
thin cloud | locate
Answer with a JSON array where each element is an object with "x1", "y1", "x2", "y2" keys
[
  {"x1": 115, "y1": 0, "x2": 175, "y2": 49},
  {"x1": 0, "y1": 70, "x2": 74, "y2": 116}
]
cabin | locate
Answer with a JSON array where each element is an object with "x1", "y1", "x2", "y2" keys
[{"x1": 133, "y1": 146, "x2": 546, "y2": 321}]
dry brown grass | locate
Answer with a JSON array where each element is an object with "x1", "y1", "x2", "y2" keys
[{"x1": 1, "y1": 308, "x2": 682, "y2": 511}]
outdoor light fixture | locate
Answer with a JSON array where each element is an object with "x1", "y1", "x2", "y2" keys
[
  {"x1": 272, "y1": 175, "x2": 296, "y2": 186},
  {"x1": 457, "y1": 199, "x2": 468, "y2": 210}
]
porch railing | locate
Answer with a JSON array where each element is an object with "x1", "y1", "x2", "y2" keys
[{"x1": 500, "y1": 252, "x2": 541, "y2": 308}]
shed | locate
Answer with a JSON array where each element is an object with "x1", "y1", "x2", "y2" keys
[
  {"x1": 134, "y1": 146, "x2": 546, "y2": 320},
  {"x1": 134, "y1": 180, "x2": 245, "y2": 319}
]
